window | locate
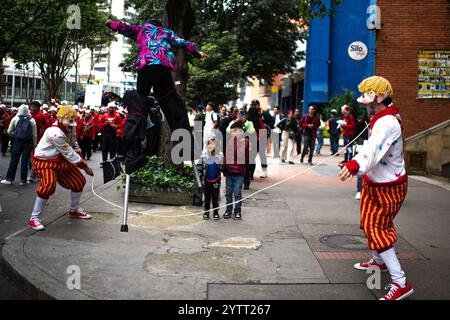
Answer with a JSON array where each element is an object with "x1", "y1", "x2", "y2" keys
[
  {"x1": 14, "y1": 76, "x2": 21, "y2": 99},
  {"x1": 6, "y1": 75, "x2": 12, "y2": 99}
]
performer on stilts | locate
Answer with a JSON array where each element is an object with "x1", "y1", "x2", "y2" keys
[
  {"x1": 339, "y1": 76, "x2": 414, "y2": 300},
  {"x1": 105, "y1": 18, "x2": 208, "y2": 159},
  {"x1": 28, "y1": 105, "x2": 94, "y2": 231}
]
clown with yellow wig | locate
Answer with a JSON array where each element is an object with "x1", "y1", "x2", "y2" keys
[
  {"x1": 28, "y1": 105, "x2": 94, "y2": 231},
  {"x1": 339, "y1": 76, "x2": 413, "y2": 300}
]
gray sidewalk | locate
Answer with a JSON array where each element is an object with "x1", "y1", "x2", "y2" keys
[{"x1": 1, "y1": 153, "x2": 450, "y2": 300}]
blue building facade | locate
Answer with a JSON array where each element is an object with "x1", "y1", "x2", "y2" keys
[{"x1": 303, "y1": 0, "x2": 377, "y2": 114}]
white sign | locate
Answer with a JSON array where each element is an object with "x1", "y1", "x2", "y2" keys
[
  {"x1": 348, "y1": 41, "x2": 368, "y2": 61},
  {"x1": 84, "y1": 84, "x2": 103, "y2": 107}
]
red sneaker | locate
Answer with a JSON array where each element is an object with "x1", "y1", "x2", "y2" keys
[
  {"x1": 69, "y1": 208, "x2": 92, "y2": 220},
  {"x1": 380, "y1": 282, "x2": 414, "y2": 300},
  {"x1": 28, "y1": 217, "x2": 45, "y2": 231},
  {"x1": 353, "y1": 259, "x2": 388, "y2": 272}
]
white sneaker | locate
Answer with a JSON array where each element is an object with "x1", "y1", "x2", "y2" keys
[
  {"x1": 1, "y1": 180, "x2": 12, "y2": 185},
  {"x1": 355, "y1": 192, "x2": 361, "y2": 200}
]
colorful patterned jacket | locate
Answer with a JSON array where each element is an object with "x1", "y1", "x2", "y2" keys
[{"x1": 108, "y1": 20, "x2": 201, "y2": 71}]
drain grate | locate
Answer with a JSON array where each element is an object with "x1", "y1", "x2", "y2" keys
[{"x1": 320, "y1": 234, "x2": 368, "y2": 250}]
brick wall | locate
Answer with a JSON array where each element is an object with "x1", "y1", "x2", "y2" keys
[{"x1": 376, "y1": 0, "x2": 450, "y2": 137}]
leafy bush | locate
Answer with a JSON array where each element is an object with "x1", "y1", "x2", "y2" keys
[{"x1": 129, "y1": 156, "x2": 197, "y2": 190}]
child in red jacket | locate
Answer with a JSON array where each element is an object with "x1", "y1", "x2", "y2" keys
[{"x1": 223, "y1": 121, "x2": 249, "y2": 220}]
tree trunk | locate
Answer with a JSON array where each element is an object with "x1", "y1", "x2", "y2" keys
[
  {"x1": 0, "y1": 59, "x2": 5, "y2": 101},
  {"x1": 157, "y1": 0, "x2": 195, "y2": 168}
]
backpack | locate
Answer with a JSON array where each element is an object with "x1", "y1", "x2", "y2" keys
[{"x1": 14, "y1": 115, "x2": 32, "y2": 141}]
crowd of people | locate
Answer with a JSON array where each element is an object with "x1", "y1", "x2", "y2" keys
[{"x1": 0, "y1": 100, "x2": 129, "y2": 186}]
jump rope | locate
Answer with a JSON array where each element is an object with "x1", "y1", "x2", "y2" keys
[{"x1": 91, "y1": 124, "x2": 369, "y2": 219}]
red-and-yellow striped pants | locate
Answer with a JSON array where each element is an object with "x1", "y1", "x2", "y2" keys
[
  {"x1": 360, "y1": 178, "x2": 408, "y2": 251},
  {"x1": 33, "y1": 158, "x2": 86, "y2": 199}
]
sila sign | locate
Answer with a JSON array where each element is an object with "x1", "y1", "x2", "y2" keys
[{"x1": 348, "y1": 41, "x2": 368, "y2": 61}]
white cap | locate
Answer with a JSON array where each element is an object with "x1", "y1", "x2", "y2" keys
[
  {"x1": 61, "y1": 100, "x2": 69, "y2": 105},
  {"x1": 107, "y1": 102, "x2": 116, "y2": 108}
]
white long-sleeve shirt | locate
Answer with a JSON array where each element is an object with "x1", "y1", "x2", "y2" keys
[
  {"x1": 349, "y1": 112, "x2": 406, "y2": 184},
  {"x1": 34, "y1": 126, "x2": 82, "y2": 165}
]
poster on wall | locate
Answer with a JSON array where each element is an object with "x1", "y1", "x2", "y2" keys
[{"x1": 418, "y1": 50, "x2": 450, "y2": 99}]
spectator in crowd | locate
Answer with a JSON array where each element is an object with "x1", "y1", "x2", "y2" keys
[
  {"x1": 327, "y1": 109, "x2": 340, "y2": 155},
  {"x1": 294, "y1": 108, "x2": 303, "y2": 157},
  {"x1": 76, "y1": 110, "x2": 96, "y2": 161},
  {"x1": 247, "y1": 100, "x2": 268, "y2": 180},
  {"x1": 203, "y1": 102, "x2": 219, "y2": 147},
  {"x1": 353, "y1": 106, "x2": 371, "y2": 200},
  {"x1": 48, "y1": 107, "x2": 58, "y2": 124},
  {"x1": 227, "y1": 108, "x2": 255, "y2": 190},
  {"x1": 272, "y1": 106, "x2": 284, "y2": 158},
  {"x1": 277, "y1": 110, "x2": 298, "y2": 164},
  {"x1": 1, "y1": 105, "x2": 37, "y2": 185},
  {"x1": 99, "y1": 103, "x2": 124, "y2": 165},
  {"x1": 219, "y1": 105, "x2": 227, "y2": 122},
  {"x1": 188, "y1": 108, "x2": 197, "y2": 130},
  {"x1": 341, "y1": 104, "x2": 356, "y2": 163},
  {"x1": 0, "y1": 104, "x2": 11, "y2": 156},
  {"x1": 219, "y1": 105, "x2": 238, "y2": 154},
  {"x1": 30, "y1": 100, "x2": 49, "y2": 144},
  {"x1": 92, "y1": 108, "x2": 102, "y2": 152},
  {"x1": 315, "y1": 113, "x2": 326, "y2": 155},
  {"x1": 223, "y1": 120, "x2": 250, "y2": 220},
  {"x1": 300, "y1": 105, "x2": 319, "y2": 165},
  {"x1": 200, "y1": 139, "x2": 223, "y2": 220}
]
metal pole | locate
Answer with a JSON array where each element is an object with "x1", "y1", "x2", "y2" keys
[{"x1": 120, "y1": 174, "x2": 130, "y2": 232}]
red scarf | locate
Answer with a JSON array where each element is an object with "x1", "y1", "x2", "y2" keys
[{"x1": 369, "y1": 107, "x2": 400, "y2": 129}]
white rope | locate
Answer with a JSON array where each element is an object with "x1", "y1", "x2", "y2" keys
[{"x1": 91, "y1": 125, "x2": 369, "y2": 218}]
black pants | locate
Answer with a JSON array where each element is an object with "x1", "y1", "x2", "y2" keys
[
  {"x1": 344, "y1": 135, "x2": 354, "y2": 162},
  {"x1": 93, "y1": 134, "x2": 101, "y2": 152},
  {"x1": 116, "y1": 136, "x2": 125, "y2": 160},
  {"x1": 204, "y1": 181, "x2": 220, "y2": 214},
  {"x1": 296, "y1": 134, "x2": 302, "y2": 156},
  {"x1": 301, "y1": 135, "x2": 315, "y2": 163},
  {"x1": 79, "y1": 137, "x2": 92, "y2": 160},
  {"x1": 102, "y1": 134, "x2": 117, "y2": 162},
  {"x1": 137, "y1": 65, "x2": 195, "y2": 160}
]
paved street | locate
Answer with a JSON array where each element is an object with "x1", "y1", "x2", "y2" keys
[{"x1": 1, "y1": 150, "x2": 450, "y2": 300}]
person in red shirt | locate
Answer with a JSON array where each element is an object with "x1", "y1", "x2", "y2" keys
[
  {"x1": 341, "y1": 105, "x2": 356, "y2": 163},
  {"x1": 1, "y1": 105, "x2": 12, "y2": 156},
  {"x1": 30, "y1": 101, "x2": 49, "y2": 144},
  {"x1": 76, "y1": 110, "x2": 96, "y2": 160},
  {"x1": 299, "y1": 105, "x2": 320, "y2": 165},
  {"x1": 99, "y1": 103, "x2": 124, "y2": 164}
]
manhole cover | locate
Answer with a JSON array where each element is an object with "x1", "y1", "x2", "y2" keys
[{"x1": 320, "y1": 234, "x2": 367, "y2": 250}]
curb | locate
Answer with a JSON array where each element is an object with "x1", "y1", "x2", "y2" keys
[{"x1": 0, "y1": 241, "x2": 54, "y2": 300}]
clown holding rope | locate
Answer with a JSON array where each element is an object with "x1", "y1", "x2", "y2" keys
[
  {"x1": 28, "y1": 105, "x2": 94, "y2": 231},
  {"x1": 339, "y1": 76, "x2": 413, "y2": 300}
]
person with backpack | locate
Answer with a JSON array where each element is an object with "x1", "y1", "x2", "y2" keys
[
  {"x1": 327, "y1": 109, "x2": 341, "y2": 155},
  {"x1": 1, "y1": 104, "x2": 37, "y2": 185},
  {"x1": 199, "y1": 140, "x2": 223, "y2": 220}
]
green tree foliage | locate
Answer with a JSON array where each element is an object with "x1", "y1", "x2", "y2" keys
[
  {"x1": 8, "y1": 0, "x2": 114, "y2": 100},
  {"x1": 186, "y1": 23, "x2": 247, "y2": 107},
  {"x1": 325, "y1": 89, "x2": 365, "y2": 121}
]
